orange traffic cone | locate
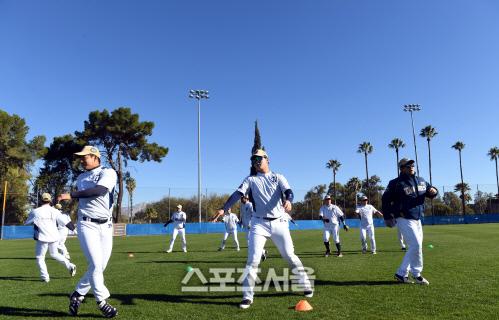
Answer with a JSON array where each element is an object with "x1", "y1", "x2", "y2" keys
[{"x1": 295, "y1": 300, "x2": 313, "y2": 312}]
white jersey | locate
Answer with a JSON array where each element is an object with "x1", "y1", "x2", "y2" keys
[
  {"x1": 319, "y1": 204, "x2": 344, "y2": 226},
  {"x1": 237, "y1": 171, "x2": 291, "y2": 219},
  {"x1": 355, "y1": 204, "x2": 378, "y2": 227},
  {"x1": 240, "y1": 202, "x2": 254, "y2": 228},
  {"x1": 56, "y1": 211, "x2": 71, "y2": 230},
  {"x1": 171, "y1": 211, "x2": 187, "y2": 229},
  {"x1": 223, "y1": 213, "x2": 239, "y2": 232},
  {"x1": 25, "y1": 205, "x2": 67, "y2": 242},
  {"x1": 75, "y1": 166, "x2": 117, "y2": 219}
]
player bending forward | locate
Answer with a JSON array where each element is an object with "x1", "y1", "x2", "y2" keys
[{"x1": 215, "y1": 149, "x2": 313, "y2": 309}]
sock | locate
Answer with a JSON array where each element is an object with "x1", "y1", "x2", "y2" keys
[
  {"x1": 324, "y1": 242, "x2": 330, "y2": 252},
  {"x1": 335, "y1": 242, "x2": 341, "y2": 253}
]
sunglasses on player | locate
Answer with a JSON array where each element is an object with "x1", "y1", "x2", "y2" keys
[{"x1": 251, "y1": 155, "x2": 267, "y2": 163}]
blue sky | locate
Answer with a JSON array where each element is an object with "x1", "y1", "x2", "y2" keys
[{"x1": 1, "y1": 0, "x2": 498, "y2": 203}]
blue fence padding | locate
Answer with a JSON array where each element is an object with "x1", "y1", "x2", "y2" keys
[
  {"x1": 2, "y1": 225, "x2": 34, "y2": 240},
  {"x1": 3, "y1": 214, "x2": 499, "y2": 239}
]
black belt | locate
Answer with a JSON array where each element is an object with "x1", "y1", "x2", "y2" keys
[
  {"x1": 263, "y1": 217, "x2": 278, "y2": 221},
  {"x1": 82, "y1": 217, "x2": 111, "y2": 224}
]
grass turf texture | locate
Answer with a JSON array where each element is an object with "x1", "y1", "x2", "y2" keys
[{"x1": 1, "y1": 224, "x2": 498, "y2": 319}]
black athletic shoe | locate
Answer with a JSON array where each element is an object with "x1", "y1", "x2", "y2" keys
[
  {"x1": 261, "y1": 250, "x2": 267, "y2": 262},
  {"x1": 69, "y1": 291, "x2": 84, "y2": 316},
  {"x1": 239, "y1": 299, "x2": 253, "y2": 309},
  {"x1": 98, "y1": 301, "x2": 118, "y2": 318},
  {"x1": 324, "y1": 250, "x2": 331, "y2": 257},
  {"x1": 394, "y1": 273, "x2": 411, "y2": 284}
]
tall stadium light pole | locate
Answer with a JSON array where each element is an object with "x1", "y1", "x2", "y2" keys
[
  {"x1": 403, "y1": 104, "x2": 421, "y2": 176},
  {"x1": 189, "y1": 89, "x2": 209, "y2": 223}
]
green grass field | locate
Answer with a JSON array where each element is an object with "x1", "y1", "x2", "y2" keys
[{"x1": 1, "y1": 224, "x2": 498, "y2": 319}]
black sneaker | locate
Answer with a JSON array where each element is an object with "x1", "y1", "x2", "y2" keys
[
  {"x1": 98, "y1": 301, "x2": 118, "y2": 318},
  {"x1": 304, "y1": 290, "x2": 314, "y2": 298},
  {"x1": 324, "y1": 250, "x2": 331, "y2": 257},
  {"x1": 401, "y1": 247, "x2": 407, "y2": 251},
  {"x1": 239, "y1": 299, "x2": 252, "y2": 309},
  {"x1": 394, "y1": 273, "x2": 411, "y2": 284},
  {"x1": 69, "y1": 291, "x2": 84, "y2": 316},
  {"x1": 261, "y1": 250, "x2": 267, "y2": 262}
]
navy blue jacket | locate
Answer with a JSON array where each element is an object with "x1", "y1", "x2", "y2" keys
[{"x1": 381, "y1": 174, "x2": 438, "y2": 221}]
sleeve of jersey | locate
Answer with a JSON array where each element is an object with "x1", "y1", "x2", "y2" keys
[
  {"x1": 236, "y1": 177, "x2": 250, "y2": 195},
  {"x1": 56, "y1": 212, "x2": 70, "y2": 226},
  {"x1": 24, "y1": 211, "x2": 35, "y2": 225},
  {"x1": 222, "y1": 191, "x2": 245, "y2": 212},
  {"x1": 97, "y1": 168, "x2": 118, "y2": 191}
]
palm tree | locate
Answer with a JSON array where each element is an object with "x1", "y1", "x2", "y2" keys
[
  {"x1": 388, "y1": 138, "x2": 406, "y2": 176},
  {"x1": 454, "y1": 182, "x2": 472, "y2": 207},
  {"x1": 488, "y1": 147, "x2": 499, "y2": 198},
  {"x1": 326, "y1": 159, "x2": 341, "y2": 204},
  {"x1": 357, "y1": 142, "x2": 374, "y2": 200},
  {"x1": 125, "y1": 172, "x2": 137, "y2": 223},
  {"x1": 420, "y1": 126, "x2": 438, "y2": 184},
  {"x1": 451, "y1": 141, "x2": 466, "y2": 215}
]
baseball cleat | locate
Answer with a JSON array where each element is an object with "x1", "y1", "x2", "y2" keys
[
  {"x1": 165, "y1": 249, "x2": 172, "y2": 253},
  {"x1": 69, "y1": 264, "x2": 77, "y2": 277},
  {"x1": 414, "y1": 276, "x2": 430, "y2": 285},
  {"x1": 98, "y1": 300, "x2": 118, "y2": 318},
  {"x1": 260, "y1": 250, "x2": 267, "y2": 262},
  {"x1": 401, "y1": 247, "x2": 407, "y2": 251},
  {"x1": 183, "y1": 249, "x2": 187, "y2": 253},
  {"x1": 239, "y1": 299, "x2": 253, "y2": 309},
  {"x1": 69, "y1": 291, "x2": 84, "y2": 316},
  {"x1": 324, "y1": 250, "x2": 330, "y2": 257},
  {"x1": 362, "y1": 249, "x2": 367, "y2": 254},
  {"x1": 217, "y1": 247, "x2": 223, "y2": 251},
  {"x1": 394, "y1": 273, "x2": 412, "y2": 284},
  {"x1": 372, "y1": 251, "x2": 377, "y2": 255},
  {"x1": 304, "y1": 290, "x2": 314, "y2": 298},
  {"x1": 236, "y1": 247, "x2": 240, "y2": 251},
  {"x1": 337, "y1": 252, "x2": 343, "y2": 257},
  {"x1": 42, "y1": 278, "x2": 50, "y2": 283}
]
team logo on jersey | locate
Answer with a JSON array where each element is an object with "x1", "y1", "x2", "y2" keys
[
  {"x1": 270, "y1": 175, "x2": 278, "y2": 183},
  {"x1": 404, "y1": 186, "x2": 416, "y2": 195}
]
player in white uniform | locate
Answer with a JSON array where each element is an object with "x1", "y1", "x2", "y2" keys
[
  {"x1": 55, "y1": 203, "x2": 73, "y2": 260},
  {"x1": 215, "y1": 208, "x2": 240, "y2": 251},
  {"x1": 215, "y1": 149, "x2": 313, "y2": 309},
  {"x1": 24, "y1": 193, "x2": 77, "y2": 282},
  {"x1": 165, "y1": 204, "x2": 187, "y2": 253},
  {"x1": 319, "y1": 195, "x2": 349, "y2": 257},
  {"x1": 58, "y1": 146, "x2": 118, "y2": 318},
  {"x1": 355, "y1": 195, "x2": 383, "y2": 254}
]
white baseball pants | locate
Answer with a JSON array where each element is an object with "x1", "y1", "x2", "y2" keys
[
  {"x1": 397, "y1": 227, "x2": 406, "y2": 249},
  {"x1": 220, "y1": 229, "x2": 240, "y2": 250},
  {"x1": 75, "y1": 220, "x2": 113, "y2": 302},
  {"x1": 168, "y1": 228, "x2": 187, "y2": 251},
  {"x1": 35, "y1": 241, "x2": 73, "y2": 281},
  {"x1": 360, "y1": 224, "x2": 376, "y2": 252},
  {"x1": 58, "y1": 228, "x2": 70, "y2": 258},
  {"x1": 323, "y1": 223, "x2": 340, "y2": 243},
  {"x1": 242, "y1": 217, "x2": 312, "y2": 302},
  {"x1": 396, "y1": 218, "x2": 423, "y2": 277}
]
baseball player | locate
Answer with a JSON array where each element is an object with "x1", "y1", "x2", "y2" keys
[
  {"x1": 382, "y1": 158, "x2": 438, "y2": 285},
  {"x1": 215, "y1": 208, "x2": 240, "y2": 251},
  {"x1": 214, "y1": 149, "x2": 313, "y2": 309},
  {"x1": 355, "y1": 195, "x2": 383, "y2": 254},
  {"x1": 58, "y1": 146, "x2": 118, "y2": 318},
  {"x1": 164, "y1": 204, "x2": 187, "y2": 253},
  {"x1": 319, "y1": 195, "x2": 349, "y2": 257},
  {"x1": 239, "y1": 195, "x2": 267, "y2": 261},
  {"x1": 24, "y1": 193, "x2": 77, "y2": 282},
  {"x1": 55, "y1": 203, "x2": 73, "y2": 260}
]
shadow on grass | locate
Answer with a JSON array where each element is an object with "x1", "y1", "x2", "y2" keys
[
  {"x1": 315, "y1": 279, "x2": 399, "y2": 286},
  {"x1": 0, "y1": 306, "x2": 96, "y2": 318},
  {"x1": 40, "y1": 291, "x2": 295, "y2": 307},
  {"x1": 0, "y1": 257, "x2": 34, "y2": 260},
  {"x1": 0, "y1": 276, "x2": 65, "y2": 282}
]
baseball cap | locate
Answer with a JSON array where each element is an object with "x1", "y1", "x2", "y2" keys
[
  {"x1": 252, "y1": 149, "x2": 268, "y2": 158},
  {"x1": 324, "y1": 195, "x2": 331, "y2": 200},
  {"x1": 74, "y1": 146, "x2": 101, "y2": 158},
  {"x1": 55, "y1": 203, "x2": 62, "y2": 210},
  {"x1": 41, "y1": 193, "x2": 52, "y2": 202},
  {"x1": 398, "y1": 158, "x2": 415, "y2": 168},
  {"x1": 176, "y1": 204, "x2": 182, "y2": 209},
  {"x1": 360, "y1": 195, "x2": 368, "y2": 201}
]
